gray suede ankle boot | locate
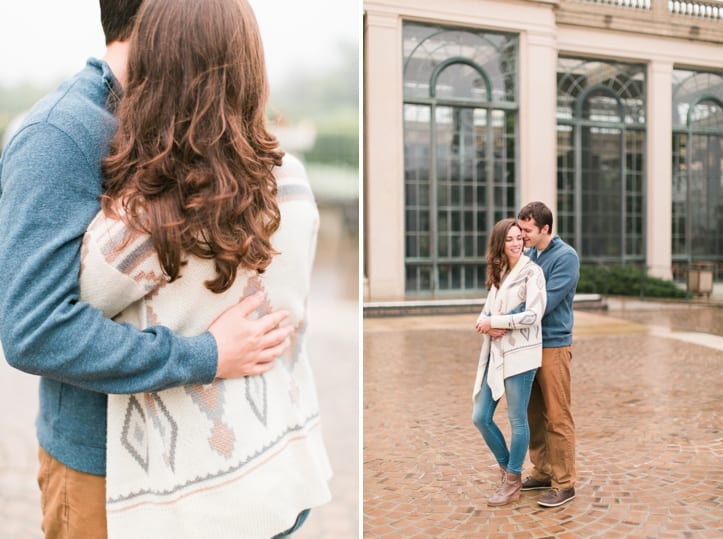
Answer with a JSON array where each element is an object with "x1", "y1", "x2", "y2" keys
[{"x1": 488, "y1": 472, "x2": 522, "y2": 506}]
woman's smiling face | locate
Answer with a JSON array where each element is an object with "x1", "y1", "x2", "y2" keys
[{"x1": 504, "y1": 224, "x2": 524, "y2": 266}]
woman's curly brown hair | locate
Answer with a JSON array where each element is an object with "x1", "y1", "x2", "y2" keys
[
  {"x1": 485, "y1": 218, "x2": 521, "y2": 290},
  {"x1": 101, "y1": 0, "x2": 282, "y2": 293}
]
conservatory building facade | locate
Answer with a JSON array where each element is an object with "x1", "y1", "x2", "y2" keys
[{"x1": 363, "y1": 0, "x2": 723, "y2": 300}]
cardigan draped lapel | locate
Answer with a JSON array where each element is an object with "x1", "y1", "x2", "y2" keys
[
  {"x1": 473, "y1": 254, "x2": 546, "y2": 402},
  {"x1": 484, "y1": 256, "x2": 529, "y2": 400}
]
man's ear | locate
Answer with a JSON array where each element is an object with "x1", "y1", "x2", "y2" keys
[{"x1": 542, "y1": 224, "x2": 550, "y2": 235}]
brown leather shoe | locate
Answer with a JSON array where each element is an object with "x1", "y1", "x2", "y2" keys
[
  {"x1": 487, "y1": 472, "x2": 521, "y2": 506},
  {"x1": 538, "y1": 487, "x2": 576, "y2": 507},
  {"x1": 520, "y1": 476, "x2": 552, "y2": 491}
]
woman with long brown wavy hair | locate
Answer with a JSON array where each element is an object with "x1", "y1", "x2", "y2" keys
[
  {"x1": 79, "y1": 0, "x2": 331, "y2": 536},
  {"x1": 471, "y1": 218, "x2": 546, "y2": 507}
]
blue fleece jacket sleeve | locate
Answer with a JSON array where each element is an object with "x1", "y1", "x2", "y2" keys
[
  {"x1": 0, "y1": 123, "x2": 217, "y2": 394},
  {"x1": 543, "y1": 249, "x2": 579, "y2": 317}
]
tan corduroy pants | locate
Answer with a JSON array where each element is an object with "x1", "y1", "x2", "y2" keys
[
  {"x1": 37, "y1": 447, "x2": 107, "y2": 539},
  {"x1": 526, "y1": 345, "x2": 577, "y2": 489}
]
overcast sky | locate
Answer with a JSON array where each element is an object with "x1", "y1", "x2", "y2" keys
[{"x1": 0, "y1": 0, "x2": 359, "y2": 88}]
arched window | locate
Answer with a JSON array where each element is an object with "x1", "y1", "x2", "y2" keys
[
  {"x1": 403, "y1": 22, "x2": 518, "y2": 294},
  {"x1": 556, "y1": 58, "x2": 646, "y2": 263},
  {"x1": 671, "y1": 70, "x2": 723, "y2": 280}
]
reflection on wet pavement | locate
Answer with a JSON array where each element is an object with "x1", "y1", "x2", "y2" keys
[
  {"x1": 603, "y1": 297, "x2": 723, "y2": 337},
  {"x1": 364, "y1": 305, "x2": 722, "y2": 538}
]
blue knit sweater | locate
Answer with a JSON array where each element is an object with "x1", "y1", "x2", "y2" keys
[
  {"x1": 0, "y1": 59, "x2": 217, "y2": 476},
  {"x1": 527, "y1": 235, "x2": 580, "y2": 348}
]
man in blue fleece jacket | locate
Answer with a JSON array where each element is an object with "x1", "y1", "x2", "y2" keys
[
  {"x1": 0, "y1": 2, "x2": 292, "y2": 535},
  {"x1": 517, "y1": 201, "x2": 580, "y2": 508}
]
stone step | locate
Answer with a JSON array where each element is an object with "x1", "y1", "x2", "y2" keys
[{"x1": 363, "y1": 293, "x2": 606, "y2": 317}]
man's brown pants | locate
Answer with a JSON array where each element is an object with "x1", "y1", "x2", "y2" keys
[
  {"x1": 37, "y1": 447, "x2": 107, "y2": 538},
  {"x1": 526, "y1": 345, "x2": 577, "y2": 489}
]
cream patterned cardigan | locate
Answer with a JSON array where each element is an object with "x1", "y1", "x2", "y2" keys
[
  {"x1": 79, "y1": 155, "x2": 331, "y2": 539},
  {"x1": 473, "y1": 255, "x2": 547, "y2": 402}
]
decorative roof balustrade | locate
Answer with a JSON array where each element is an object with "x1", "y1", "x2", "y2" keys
[{"x1": 528, "y1": 0, "x2": 723, "y2": 42}]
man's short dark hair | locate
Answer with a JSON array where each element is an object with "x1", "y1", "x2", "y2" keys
[
  {"x1": 518, "y1": 201, "x2": 553, "y2": 232},
  {"x1": 100, "y1": 0, "x2": 144, "y2": 44}
]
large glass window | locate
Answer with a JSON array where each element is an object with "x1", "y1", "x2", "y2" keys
[
  {"x1": 556, "y1": 58, "x2": 646, "y2": 265},
  {"x1": 671, "y1": 70, "x2": 723, "y2": 279},
  {"x1": 403, "y1": 22, "x2": 518, "y2": 294}
]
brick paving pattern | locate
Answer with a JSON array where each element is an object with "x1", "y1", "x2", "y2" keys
[{"x1": 364, "y1": 309, "x2": 723, "y2": 538}]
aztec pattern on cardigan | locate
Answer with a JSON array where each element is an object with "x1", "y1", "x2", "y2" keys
[
  {"x1": 79, "y1": 155, "x2": 332, "y2": 539},
  {"x1": 473, "y1": 255, "x2": 547, "y2": 401}
]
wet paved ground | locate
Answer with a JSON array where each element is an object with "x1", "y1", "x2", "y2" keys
[
  {"x1": 604, "y1": 296, "x2": 723, "y2": 337},
  {"x1": 0, "y1": 205, "x2": 360, "y2": 539},
  {"x1": 363, "y1": 302, "x2": 723, "y2": 538}
]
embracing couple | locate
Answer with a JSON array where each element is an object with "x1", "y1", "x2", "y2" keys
[
  {"x1": 472, "y1": 201, "x2": 580, "y2": 509},
  {"x1": 0, "y1": 1, "x2": 331, "y2": 537}
]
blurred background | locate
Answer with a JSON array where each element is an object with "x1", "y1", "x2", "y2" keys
[{"x1": 0, "y1": 1, "x2": 360, "y2": 537}]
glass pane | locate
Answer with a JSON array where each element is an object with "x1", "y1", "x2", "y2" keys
[
  {"x1": 405, "y1": 209, "x2": 417, "y2": 232},
  {"x1": 464, "y1": 265, "x2": 475, "y2": 289},
  {"x1": 464, "y1": 234, "x2": 474, "y2": 256},
  {"x1": 478, "y1": 235, "x2": 487, "y2": 255},
  {"x1": 672, "y1": 70, "x2": 723, "y2": 130},
  {"x1": 419, "y1": 212, "x2": 430, "y2": 232},
  {"x1": 582, "y1": 90, "x2": 621, "y2": 123},
  {"x1": 438, "y1": 211, "x2": 449, "y2": 233},
  {"x1": 689, "y1": 134, "x2": 722, "y2": 257},
  {"x1": 491, "y1": 110, "x2": 516, "y2": 218},
  {"x1": 438, "y1": 231, "x2": 449, "y2": 257},
  {"x1": 420, "y1": 233, "x2": 430, "y2": 257},
  {"x1": 451, "y1": 234, "x2": 461, "y2": 257},
  {"x1": 403, "y1": 25, "x2": 520, "y2": 292},
  {"x1": 433, "y1": 105, "x2": 496, "y2": 279},
  {"x1": 557, "y1": 57, "x2": 645, "y2": 125},
  {"x1": 452, "y1": 265, "x2": 462, "y2": 288},
  {"x1": 404, "y1": 104, "x2": 432, "y2": 266},
  {"x1": 405, "y1": 265, "x2": 433, "y2": 293},
  {"x1": 557, "y1": 57, "x2": 649, "y2": 265},
  {"x1": 581, "y1": 126, "x2": 622, "y2": 258},
  {"x1": 405, "y1": 265, "x2": 418, "y2": 292},
  {"x1": 403, "y1": 22, "x2": 517, "y2": 102},
  {"x1": 463, "y1": 186, "x2": 473, "y2": 205},
  {"x1": 405, "y1": 234, "x2": 417, "y2": 258},
  {"x1": 689, "y1": 99, "x2": 723, "y2": 131},
  {"x1": 556, "y1": 125, "x2": 575, "y2": 245},
  {"x1": 625, "y1": 130, "x2": 644, "y2": 257},
  {"x1": 672, "y1": 134, "x2": 687, "y2": 257},
  {"x1": 420, "y1": 267, "x2": 431, "y2": 290},
  {"x1": 439, "y1": 265, "x2": 450, "y2": 289},
  {"x1": 435, "y1": 63, "x2": 488, "y2": 101}
]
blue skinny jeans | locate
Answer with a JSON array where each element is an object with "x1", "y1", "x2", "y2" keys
[
  {"x1": 271, "y1": 509, "x2": 310, "y2": 538},
  {"x1": 472, "y1": 366, "x2": 537, "y2": 475}
]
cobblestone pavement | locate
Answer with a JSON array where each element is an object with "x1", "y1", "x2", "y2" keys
[
  {"x1": 0, "y1": 209, "x2": 360, "y2": 539},
  {"x1": 363, "y1": 306, "x2": 723, "y2": 538}
]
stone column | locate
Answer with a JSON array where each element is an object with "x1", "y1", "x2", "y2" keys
[
  {"x1": 519, "y1": 27, "x2": 558, "y2": 215},
  {"x1": 646, "y1": 60, "x2": 673, "y2": 280},
  {"x1": 364, "y1": 9, "x2": 406, "y2": 300}
]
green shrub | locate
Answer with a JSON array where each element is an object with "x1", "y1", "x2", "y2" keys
[
  {"x1": 577, "y1": 264, "x2": 687, "y2": 298},
  {"x1": 304, "y1": 131, "x2": 358, "y2": 167}
]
